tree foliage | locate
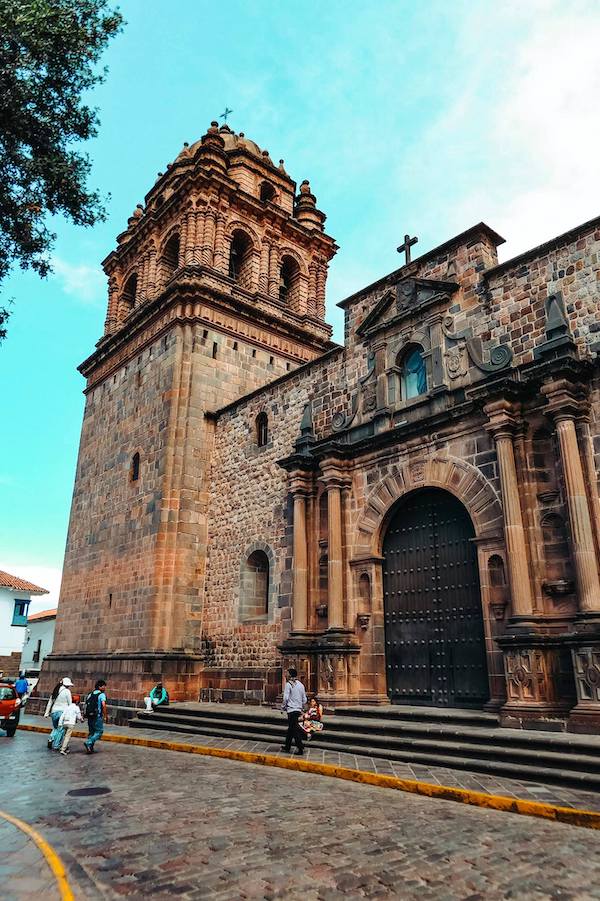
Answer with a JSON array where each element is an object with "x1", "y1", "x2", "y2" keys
[{"x1": 0, "y1": 0, "x2": 123, "y2": 339}]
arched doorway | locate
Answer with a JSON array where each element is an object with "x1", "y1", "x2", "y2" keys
[{"x1": 383, "y1": 487, "x2": 489, "y2": 707}]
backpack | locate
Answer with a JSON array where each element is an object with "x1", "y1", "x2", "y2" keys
[{"x1": 85, "y1": 690, "x2": 100, "y2": 719}]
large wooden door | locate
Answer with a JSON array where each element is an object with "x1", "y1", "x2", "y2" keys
[{"x1": 383, "y1": 488, "x2": 489, "y2": 707}]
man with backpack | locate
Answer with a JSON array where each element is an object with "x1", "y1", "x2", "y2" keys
[{"x1": 84, "y1": 679, "x2": 107, "y2": 753}]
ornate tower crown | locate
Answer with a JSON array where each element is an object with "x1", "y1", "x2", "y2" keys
[{"x1": 99, "y1": 122, "x2": 338, "y2": 357}]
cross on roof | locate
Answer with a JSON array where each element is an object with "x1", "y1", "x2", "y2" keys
[
  {"x1": 397, "y1": 233, "x2": 418, "y2": 265},
  {"x1": 220, "y1": 107, "x2": 233, "y2": 122}
]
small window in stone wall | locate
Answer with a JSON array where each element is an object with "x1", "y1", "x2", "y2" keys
[
  {"x1": 256, "y1": 412, "x2": 268, "y2": 447},
  {"x1": 279, "y1": 255, "x2": 301, "y2": 308},
  {"x1": 130, "y1": 452, "x2": 140, "y2": 482},
  {"x1": 260, "y1": 181, "x2": 276, "y2": 203},
  {"x1": 229, "y1": 229, "x2": 254, "y2": 289},
  {"x1": 240, "y1": 550, "x2": 270, "y2": 621},
  {"x1": 120, "y1": 273, "x2": 138, "y2": 318},
  {"x1": 359, "y1": 573, "x2": 371, "y2": 606},
  {"x1": 399, "y1": 345, "x2": 427, "y2": 400},
  {"x1": 488, "y1": 555, "x2": 506, "y2": 587}
]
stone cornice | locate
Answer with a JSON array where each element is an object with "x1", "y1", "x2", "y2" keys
[{"x1": 80, "y1": 270, "x2": 335, "y2": 383}]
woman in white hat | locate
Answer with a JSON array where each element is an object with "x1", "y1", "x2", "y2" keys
[{"x1": 44, "y1": 677, "x2": 74, "y2": 750}]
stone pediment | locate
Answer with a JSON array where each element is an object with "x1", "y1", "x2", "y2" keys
[{"x1": 356, "y1": 277, "x2": 458, "y2": 338}]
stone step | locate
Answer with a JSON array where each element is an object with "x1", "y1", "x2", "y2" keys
[
  {"x1": 334, "y1": 705, "x2": 500, "y2": 728},
  {"x1": 137, "y1": 704, "x2": 600, "y2": 756},
  {"x1": 128, "y1": 714, "x2": 600, "y2": 792}
]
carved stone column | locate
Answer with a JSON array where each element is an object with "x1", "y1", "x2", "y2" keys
[
  {"x1": 542, "y1": 380, "x2": 600, "y2": 614},
  {"x1": 320, "y1": 460, "x2": 352, "y2": 632},
  {"x1": 202, "y1": 209, "x2": 216, "y2": 267},
  {"x1": 213, "y1": 213, "x2": 226, "y2": 272},
  {"x1": 193, "y1": 209, "x2": 205, "y2": 265},
  {"x1": 315, "y1": 261, "x2": 326, "y2": 319},
  {"x1": 307, "y1": 263, "x2": 317, "y2": 317},
  {"x1": 147, "y1": 247, "x2": 157, "y2": 299},
  {"x1": 484, "y1": 400, "x2": 535, "y2": 619},
  {"x1": 184, "y1": 209, "x2": 196, "y2": 266},
  {"x1": 268, "y1": 243, "x2": 279, "y2": 298},
  {"x1": 104, "y1": 275, "x2": 119, "y2": 335},
  {"x1": 290, "y1": 472, "x2": 312, "y2": 634},
  {"x1": 258, "y1": 241, "x2": 270, "y2": 294}
]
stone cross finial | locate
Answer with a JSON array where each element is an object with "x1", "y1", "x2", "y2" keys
[{"x1": 397, "y1": 234, "x2": 418, "y2": 265}]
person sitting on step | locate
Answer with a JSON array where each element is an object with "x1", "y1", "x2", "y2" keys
[
  {"x1": 144, "y1": 682, "x2": 169, "y2": 712},
  {"x1": 299, "y1": 695, "x2": 324, "y2": 740}
]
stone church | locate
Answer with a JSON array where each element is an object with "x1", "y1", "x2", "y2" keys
[{"x1": 43, "y1": 121, "x2": 600, "y2": 732}]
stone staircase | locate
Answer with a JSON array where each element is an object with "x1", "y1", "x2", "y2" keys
[{"x1": 129, "y1": 703, "x2": 600, "y2": 792}]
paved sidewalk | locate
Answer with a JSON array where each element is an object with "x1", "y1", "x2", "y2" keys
[
  {"x1": 21, "y1": 711, "x2": 600, "y2": 813},
  {"x1": 0, "y1": 818, "x2": 59, "y2": 901}
]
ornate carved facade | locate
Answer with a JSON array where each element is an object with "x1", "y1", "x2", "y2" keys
[{"x1": 43, "y1": 123, "x2": 600, "y2": 732}]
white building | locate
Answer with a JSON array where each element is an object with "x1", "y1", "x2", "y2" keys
[
  {"x1": 20, "y1": 608, "x2": 57, "y2": 675},
  {"x1": 0, "y1": 570, "x2": 49, "y2": 665}
]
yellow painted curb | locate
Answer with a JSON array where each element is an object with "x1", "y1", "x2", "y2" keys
[
  {"x1": 19, "y1": 722, "x2": 600, "y2": 831},
  {"x1": 0, "y1": 807, "x2": 74, "y2": 901}
]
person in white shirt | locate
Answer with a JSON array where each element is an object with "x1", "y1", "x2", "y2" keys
[
  {"x1": 44, "y1": 677, "x2": 74, "y2": 750},
  {"x1": 281, "y1": 668, "x2": 307, "y2": 755},
  {"x1": 57, "y1": 696, "x2": 83, "y2": 755}
]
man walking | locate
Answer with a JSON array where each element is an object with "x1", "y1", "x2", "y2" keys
[
  {"x1": 84, "y1": 679, "x2": 107, "y2": 754},
  {"x1": 280, "y1": 667, "x2": 307, "y2": 755}
]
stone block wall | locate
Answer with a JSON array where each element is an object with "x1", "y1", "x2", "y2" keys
[
  {"x1": 204, "y1": 350, "x2": 346, "y2": 672},
  {"x1": 485, "y1": 218, "x2": 600, "y2": 362},
  {"x1": 52, "y1": 330, "x2": 177, "y2": 656}
]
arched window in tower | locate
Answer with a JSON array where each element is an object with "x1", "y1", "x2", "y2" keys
[
  {"x1": 240, "y1": 550, "x2": 270, "y2": 621},
  {"x1": 120, "y1": 273, "x2": 138, "y2": 319},
  {"x1": 399, "y1": 345, "x2": 427, "y2": 401},
  {"x1": 256, "y1": 412, "x2": 268, "y2": 447},
  {"x1": 161, "y1": 233, "x2": 180, "y2": 283},
  {"x1": 279, "y1": 255, "x2": 301, "y2": 308},
  {"x1": 228, "y1": 229, "x2": 254, "y2": 289},
  {"x1": 259, "y1": 181, "x2": 276, "y2": 203},
  {"x1": 130, "y1": 452, "x2": 140, "y2": 482}
]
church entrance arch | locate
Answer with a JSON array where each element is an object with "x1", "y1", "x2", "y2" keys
[{"x1": 383, "y1": 487, "x2": 489, "y2": 708}]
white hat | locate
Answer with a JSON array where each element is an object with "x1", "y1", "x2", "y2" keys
[{"x1": 62, "y1": 677, "x2": 74, "y2": 687}]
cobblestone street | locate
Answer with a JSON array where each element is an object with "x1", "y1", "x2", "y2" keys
[{"x1": 2, "y1": 731, "x2": 600, "y2": 900}]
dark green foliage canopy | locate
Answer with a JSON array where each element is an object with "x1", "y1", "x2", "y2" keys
[{"x1": 0, "y1": 0, "x2": 123, "y2": 339}]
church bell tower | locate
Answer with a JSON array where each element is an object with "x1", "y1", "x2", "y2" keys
[{"x1": 45, "y1": 122, "x2": 338, "y2": 701}]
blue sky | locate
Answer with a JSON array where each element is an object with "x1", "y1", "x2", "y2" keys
[{"x1": 1, "y1": 0, "x2": 599, "y2": 610}]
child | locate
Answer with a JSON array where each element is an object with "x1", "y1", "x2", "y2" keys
[
  {"x1": 58, "y1": 693, "x2": 83, "y2": 755},
  {"x1": 300, "y1": 696, "x2": 324, "y2": 740}
]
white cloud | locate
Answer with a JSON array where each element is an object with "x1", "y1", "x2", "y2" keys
[
  {"x1": 0, "y1": 561, "x2": 62, "y2": 615},
  {"x1": 413, "y1": 1, "x2": 600, "y2": 260},
  {"x1": 52, "y1": 257, "x2": 106, "y2": 305}
]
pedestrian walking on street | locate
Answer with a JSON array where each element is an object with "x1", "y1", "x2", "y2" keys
[
  {"x1": 14, "y1": 673, "x2": 29, "y2": 706},
  {"x1": 84, "y1": 679, "x2": 107, "y2": 754},
  {"x1": 44, "y1": 678, "x2": 74, "y2": 750},
  {"x1": 58, "y1": 694, "x2": 83, "y2": 755},
  {"x1": 280, "y1": 668, "x2": 307, "y2": 755}
]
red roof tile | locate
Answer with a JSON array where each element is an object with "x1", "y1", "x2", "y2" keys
[
  {"x1": 0, "y1": 570, "x2": 50, "y2": 595},
  {"x1": 27, "y1": 607, "x2": 58, "y2": 622}
]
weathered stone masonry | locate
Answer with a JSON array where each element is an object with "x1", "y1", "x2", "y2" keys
[{"x1": 43, "y1": 121, "x2": 600, "y2": 731}]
